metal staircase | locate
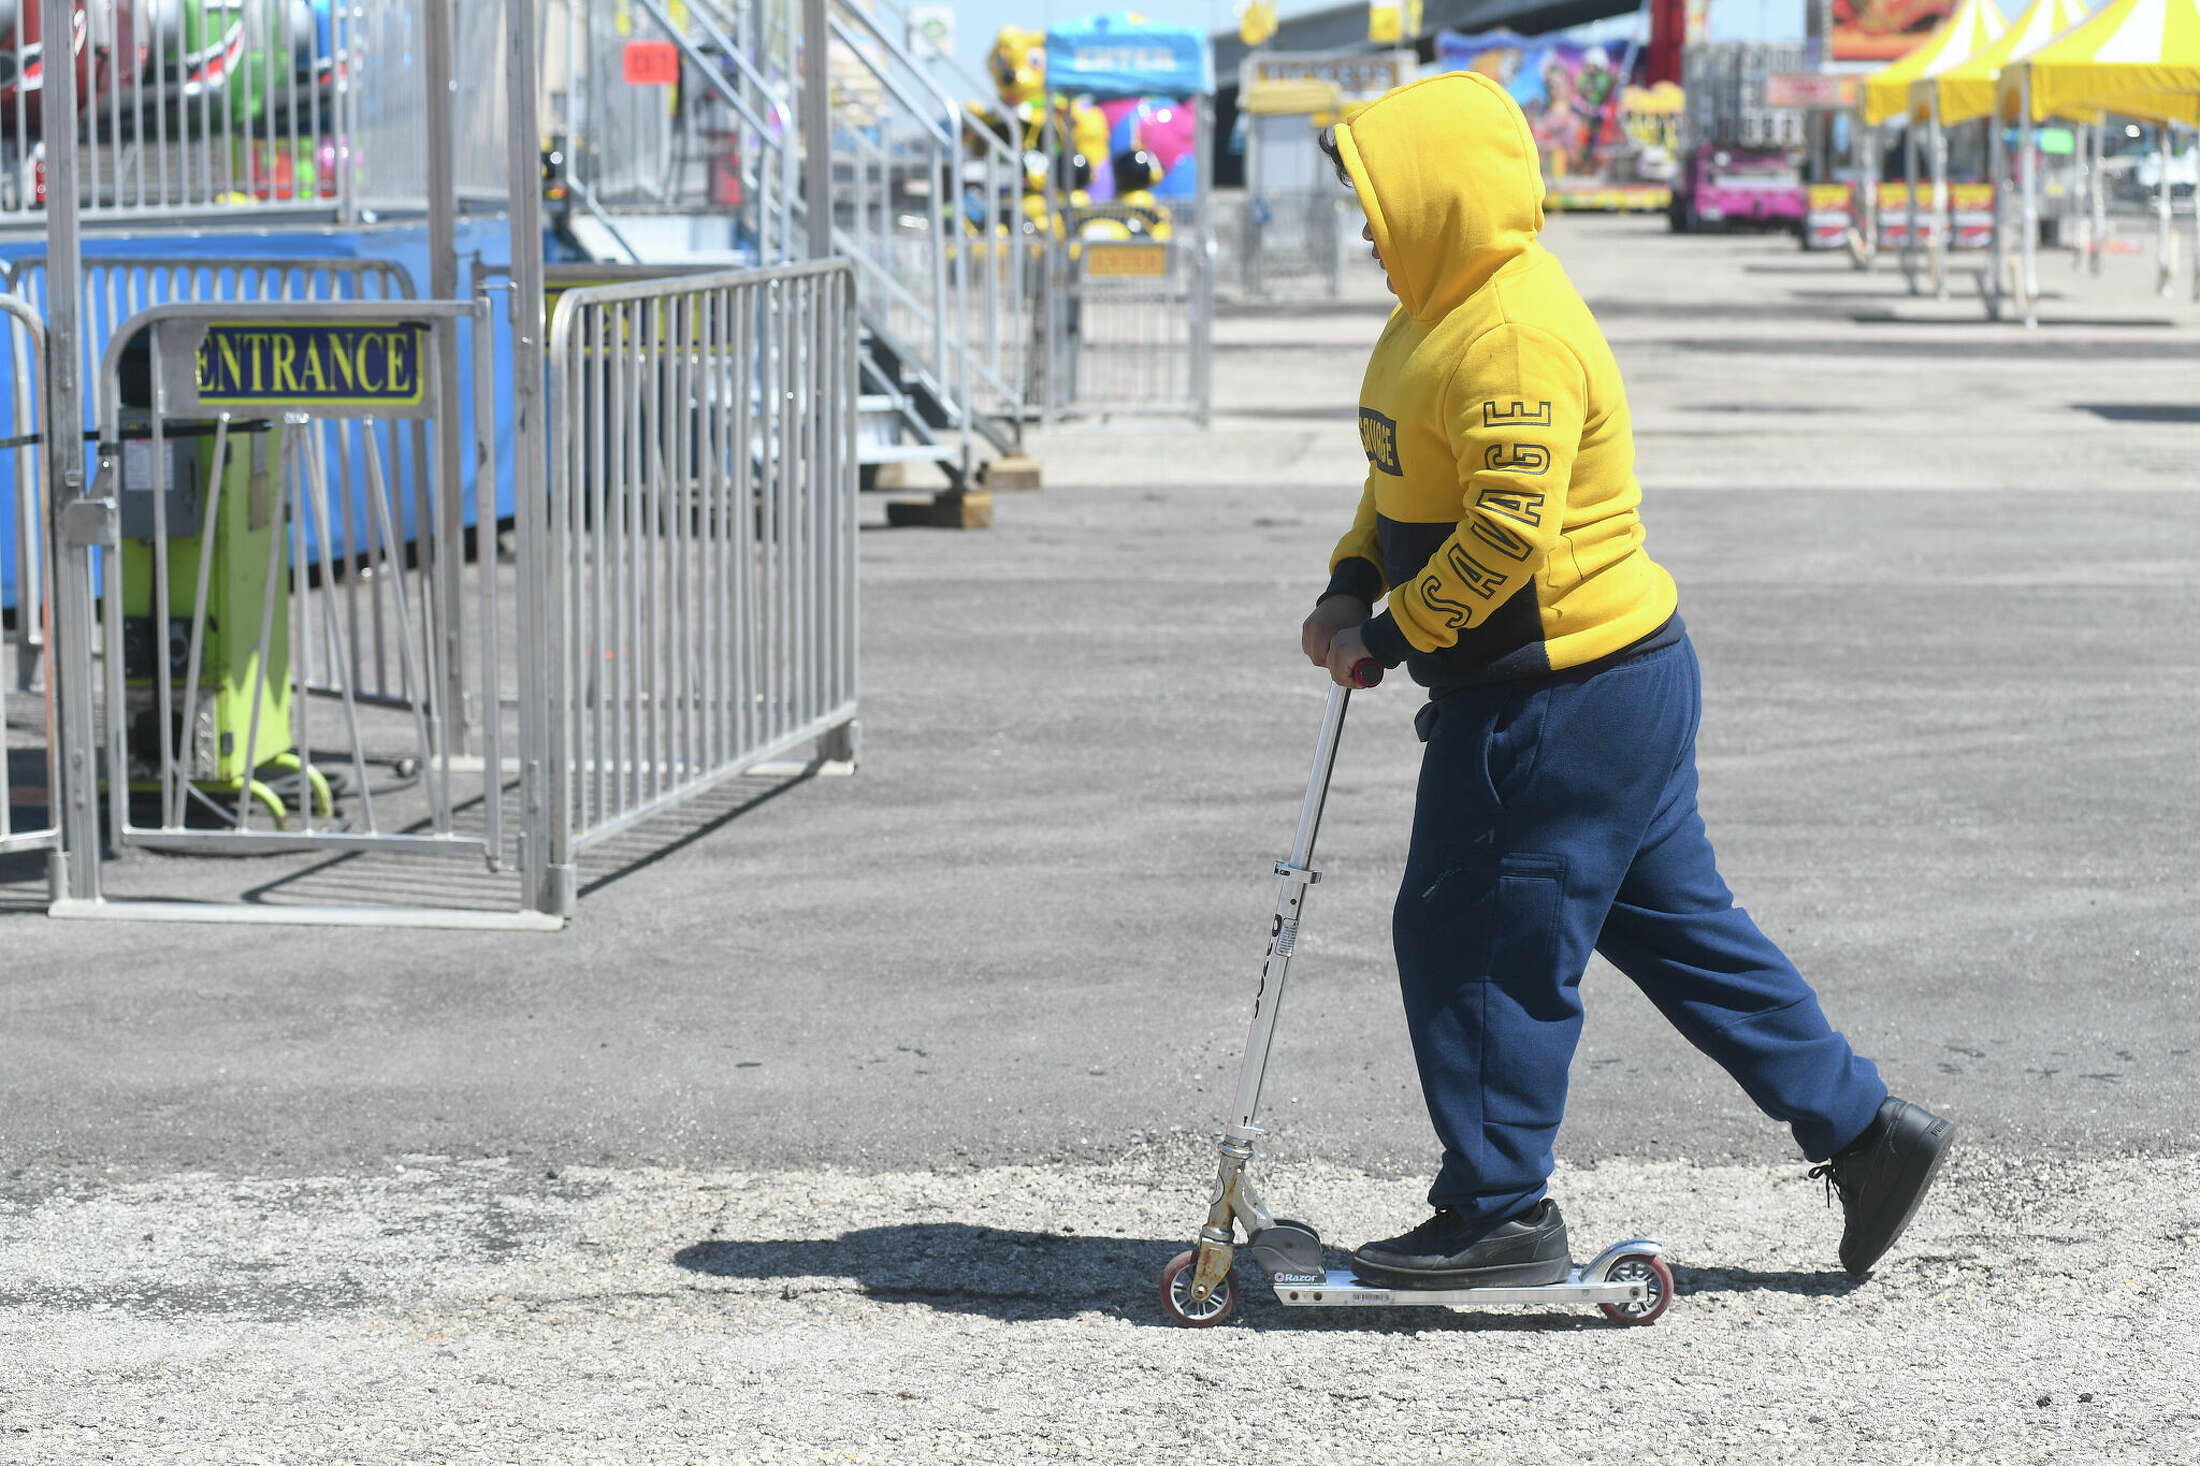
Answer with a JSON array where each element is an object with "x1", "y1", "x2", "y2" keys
[{"x1": 558, "y1": 0, "x2": 1034, "y2": 488}]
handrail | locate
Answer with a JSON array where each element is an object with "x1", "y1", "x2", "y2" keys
[
  {"x1": 837, "y1": 234, "x2": 1023, "y2": 415},
  {"x1": 826, "y1": 16, "x2": 959, "y2": 147},
  {"x1": 832, "y1": 4, "x2": 972, "y2": 136},
  {"x1": 629, "y1": 0, "x2": 786, "y2": 144},
  {"x1": 861, "y1": 0, "x2": 1022, "y2": 125},
  {"x1": 566, "y1": 176, "x2": 646, "y2": 264},
  {"x1": 833, "y1": 0, "x2": 1026, "y2": 182},
  {"x1": 684, "y1": 0, "x2": 801, "y2": 111},
  {"x1": 544, "y1": 256, "x2": 850, "y2": 336}
]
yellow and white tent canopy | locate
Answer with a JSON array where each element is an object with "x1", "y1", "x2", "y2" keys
[
  {"x1": 1996, "y1": 0, "x2": 2200, "y2": 122},
  {"x1": 1864, "y1": 0, "x2": 2011, "y2": 125},
  {"x1": 1915, "y1": 0, "x2": 2092, "y2": 124}
]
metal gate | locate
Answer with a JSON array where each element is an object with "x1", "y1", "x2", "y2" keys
[
  {"x1": 544, "y1": 259, "x2": 859, "y2": 895},
  {"x1": 1032, "y1": 90, "x2": 1215, "y2": 426},
  {"x1": 1242, "y1": 190, "x2": 1346, "y2": 299},
  {"x1": 1231, "y1": 52, "x2": 1408, "y2": 301},
  {"x1": 1043, "y1": 204, "x2": 1215, "y2": 425},
  {"x1": 0, "y1": 297, "x2": 57, "y2": 867},
  {"x1": 1240, "y1": 110, "x2": 1347, "y2": 299},
  {"x1": 45, "y1": 297, "x2": 559, "y2": 928},
  {"x1": 4, "y1": 255, "x2": 419, "y2": 418},
  {"x1": 2, "y1": 256, "x2": 418, "y2": 693}
]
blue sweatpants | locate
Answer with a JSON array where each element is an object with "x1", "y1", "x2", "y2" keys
[{"x1": 1392, "y1": 631, "x2": 1888, "y2": 1223}]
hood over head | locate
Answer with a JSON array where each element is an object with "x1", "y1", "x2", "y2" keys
[{"x1": 1332, "y1": 73, "x2": 1545, "y2": 322}]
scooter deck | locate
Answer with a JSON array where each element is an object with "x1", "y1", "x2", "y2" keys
[
  {"x1": 1263, "y1": 1239, "x2": 1667, "y2": 1311},
  {"x1": 1270, "y1": 1268, "x2": 1648, "y2": 1309}
]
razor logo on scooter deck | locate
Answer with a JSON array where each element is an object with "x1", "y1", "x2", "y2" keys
[{"x1": 1272, "y1": 1270, "x2": 1324, "y2": 1286}]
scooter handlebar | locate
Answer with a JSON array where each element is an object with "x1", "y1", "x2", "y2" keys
[{"x1": 1350, "y1": 659, "x2": 1383, "y2": 690}]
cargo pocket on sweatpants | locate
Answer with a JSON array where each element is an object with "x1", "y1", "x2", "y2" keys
[{"x1": 1479, "y1": 852, "x2": 1573, "y2": 1130}]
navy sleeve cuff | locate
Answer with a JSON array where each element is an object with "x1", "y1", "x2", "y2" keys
[
  {"x1": 1318, "y1": 557, "x2": 1385, "y2": 607},
  {"x1": 1360, "y1": 611, "x2": 1412, "y2": 669}
]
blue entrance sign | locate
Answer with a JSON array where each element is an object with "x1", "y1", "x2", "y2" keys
[{"x1": 195, "y1": 322, "x2": 428, "y2": 408}]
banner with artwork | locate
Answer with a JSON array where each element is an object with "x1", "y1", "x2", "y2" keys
[
  {"x1": 1433, "y1": 27, "x2": 1632, "y2": 180},
  {"x1": 1834, "y1": 0, "x2": 1958, "y2": 63}
]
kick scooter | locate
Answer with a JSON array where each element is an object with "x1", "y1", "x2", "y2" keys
[{"x1": 1159, "y1": 669, "x2": 1673, "y2": 1327}]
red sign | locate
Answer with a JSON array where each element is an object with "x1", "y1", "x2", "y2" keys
[{"x1": 623, "y1": 41, "x2": 680, "y2": 86}]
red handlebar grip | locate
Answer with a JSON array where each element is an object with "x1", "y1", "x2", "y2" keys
[{"x1": 1350, "y1": 659, "x2": 1384, "y2": 689}]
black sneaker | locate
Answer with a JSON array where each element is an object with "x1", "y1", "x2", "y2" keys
[
  {"x1": 1350, "y1": 1199, "x2": 1571, "y2": 1289},
  {"x1": 1811, "y1": 1096, "x2": 1956, "y2": 1277}
]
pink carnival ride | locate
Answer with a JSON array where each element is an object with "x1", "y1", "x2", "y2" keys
[{"x1": 1667, "y1": 144, "x2": 1807, "y2": 233}]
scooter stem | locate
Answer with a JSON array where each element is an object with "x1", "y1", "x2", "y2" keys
[{"x1": 1225, "y1": 684, "x2": 1353, "y2": 1141}]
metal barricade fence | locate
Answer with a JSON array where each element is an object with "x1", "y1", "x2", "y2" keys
[
  {"x1": 1, "y1": 0, "x2": 355, "y2": 223},
  {"x1": 2, "y1": 253, "x2": 419, "y2": 433},
  {"x1": 1238, "y1": 103, "x2": 1348, "y2": 300},
  {"x1": 1045, "y1": 201, "x2": 1215, "y2": 426},
  {"x1": 1240, "y1": 191, "x2": 1345, "y2": 299},
  {"x1": 45, "y1": 296, "x2": 560, "y2": 928},
  {"x1": 0, "y1": 0, "x2": 500, "y2": 225},
  {"x1": 0, "y1": 295, "x2": 58, "y2": 862},
  {"x1": 4, "y1": 255, "x2": 431, "y2": 717},
  {"x1": 544, "y1": 258, "x2": 857, "y2": 891}
]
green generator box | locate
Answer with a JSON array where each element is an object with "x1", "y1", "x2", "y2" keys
[{"x1": 116, "y1": 414, "x2": 305, "y2": 820}]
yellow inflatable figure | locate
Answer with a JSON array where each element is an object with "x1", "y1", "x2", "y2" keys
[
  {"x1": 1068, "y1": 97, "x2": 1109, "y2": 180},
  {"x1": 986, "y1": 32, "x2": 1094, "y2": 240},
  {"x1": 990, "y1": 28, "x2": 1046, "y2": 108},
  {"x1": 988, "y1": 27, "x2": 1053, "y2": 159}
]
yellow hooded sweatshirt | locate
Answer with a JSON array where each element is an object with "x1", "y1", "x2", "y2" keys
[{"x1": 1323, "y1": 73, "x2": 1679, "y2": 688}]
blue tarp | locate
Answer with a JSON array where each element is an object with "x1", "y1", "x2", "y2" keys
[
  {"x1": 1, "y1": 219, "x2": 517, "y2": 612},
  {"x1": 1045, "y1": 13, "x2": 1214, "y2": 99}
]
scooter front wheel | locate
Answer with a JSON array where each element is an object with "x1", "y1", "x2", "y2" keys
[{"x1": 1159, "y1": 1249, "x2": 1237, "y2": 1327}]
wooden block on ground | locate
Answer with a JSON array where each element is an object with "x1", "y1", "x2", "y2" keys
[
  {"x1": 886, "y1": 489, "x2": 992, "y2": 529},
  {"x1": 976, "y1": 454, "x2": 1043, "y2": 491},
  {"x1": 860, "y1": 460, "x2": 911, "y2": 492}
]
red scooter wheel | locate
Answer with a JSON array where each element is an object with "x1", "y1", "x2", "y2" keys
[
  {"x1": 1159, "y1": 1249, "x2": 1237, "y2": 1327},
  {"x1": 1597, "y1": 1252, "x2": 1674, "y2": 1325}
]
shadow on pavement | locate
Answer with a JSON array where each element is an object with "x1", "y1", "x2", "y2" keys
[
  {"x1": 1671, "y1": 1263, "x2": 1861, "y2": 1299},
  {"x1": 674, "y1": 1223, "x2": 1794, "y2": 1331},
  {"x1": 674, "y1": 1224, "x2": 1181, "y2": 1324},
  {"x1": 0, "y1": 847, "x2": 48, "y2": 914}
]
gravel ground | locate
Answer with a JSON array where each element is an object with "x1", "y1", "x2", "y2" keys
[{"x1": 4, "y1": 1146, "x2": 2195, "y2": 1464}]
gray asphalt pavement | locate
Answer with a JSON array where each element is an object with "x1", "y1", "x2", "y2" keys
[{"x1": 3, "y1": 216, "x2": 2196, "y2": 1461}]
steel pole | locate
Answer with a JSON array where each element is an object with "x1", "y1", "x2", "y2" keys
[
  {"x1": 506, "y1": 0, "x2": 556, "y2": 915},
  {"x1": 2019, "y1": 73, "x2": 2038, "y2": 327},
  {"x1": 1929, "y1": 92, "x2": 1948, "y2": 299},
  {"x1": 1903, "y1": 115, "x2": 1920, "y2": 293},
  {"x1": 2092, "y1": 121, "x2": 2107, "y2": 279},
  {"x1": 1987, "y1": 98, "x2": 2005, "y2": 319},
  {"x1": 1856, "y1": 110, "x2": 1876, "y2": 268},
  {"x1": 1225, "y1": 685, "x2": 1352, "y2": 1140},
  {"x1": 40, "y1": 0, "x2": 95, "y2": 904},
  {"x1": 802, "y1": 0, "x2": 833, "y2": 261},
  {"x1": 422, "y1": 0, "x2": 466, "y2": 753},
  {"x1": 2158, "y1": 124, "x2": 2176, "y2": 297}
]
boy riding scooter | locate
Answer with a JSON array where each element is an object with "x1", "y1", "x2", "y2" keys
[{"x1": 1300, "y1": 74, "x2": 1954, "y2": 1287}]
